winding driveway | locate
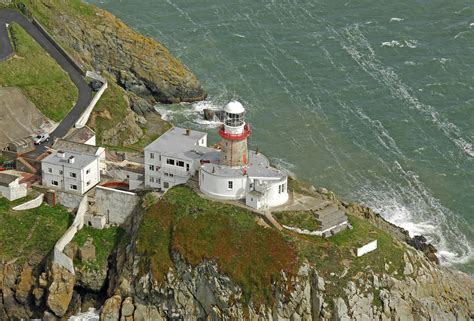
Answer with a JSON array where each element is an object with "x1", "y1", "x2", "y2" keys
[{"x1": 0, "y1": 9, "x2": 92, "y2": 156}]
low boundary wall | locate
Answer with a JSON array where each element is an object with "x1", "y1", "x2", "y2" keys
[
  {"x1": 356, "y1": 240, "x2": 378, "y2": 257},
  {"x1": 75, "y1": 71, "x2": 108, "y2": 128},
  {"x1": 13, "y1": 193, "x2": 44, "y2": 210},
  {"x1": 52, "y1": 195, "x2": 87, "y2": 274}
]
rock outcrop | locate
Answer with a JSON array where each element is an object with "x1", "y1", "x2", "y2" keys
[
  {"x1": 46, "y1": 263, "x2": 75, "y2": 317},
  {"x1": 101, "y1": 245, "x2": 474, "y2": 320},
  {"x1": 20, "y1": 0, "x2": 207, "y2": 105},
  {"x1": 100, "y1": 211, "x2": 473, "y2": 321}
]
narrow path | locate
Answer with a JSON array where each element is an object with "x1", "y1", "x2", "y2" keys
[{"x1": 0, "y1": 9, "x2": 92, "y2": 157}]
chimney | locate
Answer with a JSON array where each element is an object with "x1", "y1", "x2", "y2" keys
[
  {"x1": 68, "y1": 156, "x2": 75, "y2": 164},
  {"x1": 57, "y1": 151, "x2": 66, "y2": 158},
  {"x1": 186, "y1": 129, "x2": 191, "y2": 136}
]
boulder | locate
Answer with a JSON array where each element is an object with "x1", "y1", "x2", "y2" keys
[
  {"x1": 79, "y1": 238, "x2": 96, "y2": 262},
  {"x1": 121, "y1": 297, "x2": 135, "y2": 317},
  {"x1": 46, "y1": 263, "x2": 75, "y2": 317},
  {"x1": 15, "y1": 266, "x2": 33, "y2": 304},
  {"x1": 101, "y1": 295, "x2": 122, "y2": 321}
]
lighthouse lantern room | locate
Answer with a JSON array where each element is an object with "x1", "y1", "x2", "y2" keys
[{"x1": 219, "y1": 101, "x2": 250, "y2": 167}]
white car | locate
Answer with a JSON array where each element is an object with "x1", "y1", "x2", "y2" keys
[{"x1": 33, "y1": 133, "x2": 50, "y2": 145}]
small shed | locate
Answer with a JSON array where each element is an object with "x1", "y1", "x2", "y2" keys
[{"x1": 0, "y1": 172, "x2": 27, "y2": 201}]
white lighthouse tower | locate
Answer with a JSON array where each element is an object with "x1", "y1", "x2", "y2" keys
[{"x1": 219, "y1": 101, "x2": 250, "y2": 167}]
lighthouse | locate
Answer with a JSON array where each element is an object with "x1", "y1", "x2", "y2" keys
[{"x1": 219, "y1": 101, "x2": 250, "y2": 167}]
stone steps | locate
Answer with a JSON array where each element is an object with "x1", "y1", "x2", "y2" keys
[
  {"x1": 314, "y1": 205, "x2": 340, "y2": 219},
  {"x1": 318, "y1": 213, "x2": 348, "y2": 231}
]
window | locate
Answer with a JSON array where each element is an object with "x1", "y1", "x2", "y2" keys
[
  {"x1": 150, "y1": 153, "x2": 155, "y2": 159},
  {"x1": 186, "y1": 164, "x2": 190, "y2": 172},
  {"x1": 150, "y1": 177, "x2": 154, "y2": 183},
  {"x1": 169, "y1": 173, "x2": 174, "y2": 178},
  {"x1": 86, "y1": 169, "x2": 91, "y2": 175},
  {"x1": 282, "y1": 183, "x2": 286, "y2": 193},
  {"x1": 164, "y1": 172, "x2": 169, "y2": 177},
  {"x1": 51, "y1": 180, "x2": 58, "y2": 186},
  {"x1": 149, "y1": 165, "x2": 154, "y2": 171},
  {"x1": 163, "y1": 182, "x2": 169, "y2": 189},
  {"x1": 177, "y1": 161, "x2": 185, "y2": 167},
  {"x1": 59, "y1": 170, "x2": 63, "y2": 175},
  {"x1": 70, "y1": 172, "x2": 77, "y2": 178},
  {"x1": 156, "y1": 166, "x2": 160, "y2": 171},
  {"x1": 87, "y1": 181, "x2": 91, "y2": 186},
  {"x1": 228, "y1": 181, "x2": 233, "y2": 190},
  {"x1": 166, "y1": 159, "x2": 175, "y2": 165},
  {"x1": 70, "y1": 184, "x2": 78, "y2": 191},
  {"x1": 48, "y1": 168, "x2": 52, "y2": 173}
]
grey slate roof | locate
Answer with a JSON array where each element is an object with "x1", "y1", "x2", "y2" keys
[
  {"x1": 42, "y1": 150, "x2": 98, "y2": 170},
  {"x1": 145, "y1": 127, "x2": 208, "y2": 160},
  {"x1": 0, "y1": 173, "x2": 19, "y2": 187},
  {"x1": 201, "y1": 150, "x2": 286, "y2": 180},
  {"x1": 53, "y1": 139, "x2": 101, "y2": 156}
]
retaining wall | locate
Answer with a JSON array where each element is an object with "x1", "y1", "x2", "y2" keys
[
  {"x1": 13, "y1": 193, "x2": 44, "y2": 210},
  {"x1": 95, "y1": 186, "x2": 138, "y2": 225},
  {"x1": 57, "y1": 191, "x2": 83, "y2": 209},
  {"x1": 52, "y1": 195, "x2": 87, "y2": 274}
]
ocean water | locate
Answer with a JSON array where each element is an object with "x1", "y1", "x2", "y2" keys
[{"x1": 87, "y1": 0, "x2": 473, "y2": 274}]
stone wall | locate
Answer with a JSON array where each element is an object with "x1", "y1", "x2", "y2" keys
[
  {"x1": 52, "y1": 195, "x2": 87, "y2": 274},
  {"x1": 95, "y1": 186, "x2": 139, "y2": 225},
  {"x1": 13, "y1": 193, "x2": 44, "y2": 210},
  {"x1": 57, "y1": 191, "x2": 84, "y2": 209}
]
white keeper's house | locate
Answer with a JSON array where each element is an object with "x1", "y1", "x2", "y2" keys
[
  {"x1": 144, "y1": 101, "x2": 288, "y2": 210},
  {"x1": 41, "y1": 150, "x2": 100, "y2": 195}
]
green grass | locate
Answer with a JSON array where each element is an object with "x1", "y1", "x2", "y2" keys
[
  {"x1": 137, "y1": 186, "x2": 298, "y2": 305},
  {"x1": 72, "y1": 226, "x2": 125, "y2": 272},
  {"x1": 13, "y1": 0, "x2": 96, "y2": 28},
  {"x1": 0, "y1": 23, "x2": 78, "y2": 121},
  {"x1": 0, "y1": 197, "x2": 70, "y2": 262},
  {"x1": 274, "y1": 210, "x2": 321, "y2": 231},
  {"x1": 293, "y1": 215, "x2": 405, "y2": 298},
  {"x1": 136, "y1": 184, "x2": 407, "y2": 306}
]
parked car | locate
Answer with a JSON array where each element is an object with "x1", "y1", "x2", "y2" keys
[
  {"x1": 33, "y1": 133, "x2": 50, "y2": 145},
  {"x1": 90, "y1": 79, "x2": 103, "y2": 92}
]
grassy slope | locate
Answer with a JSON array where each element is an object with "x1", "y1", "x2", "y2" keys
[
  {"x1": 137, "y1": 186, "x2": 298, "y2": 304},
  {"x1": 274, "y1": 210, "x2": 321, "y2": 231},
  {"x1": 137, "y1": 185, "x2": 406, "y2": 306},
  {"x1": 0, "y1": 23, "x2": 78, "y2": 121},
  {"x1": 72, "y1": 226, "x2": 125, "y2": 272},
  {"x1": 0, "y1": 197, "x2": 70, "y2": 262}
]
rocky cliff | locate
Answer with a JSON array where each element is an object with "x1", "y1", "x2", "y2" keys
[
  {"x1": 0, "y1": 185, "x2": 473, "y2": 320},
  {"x1": 97, "y1": 186, "x2": 473, "y2": 321},
  {"x1": 4, "y1": 0, "x2": 205, "y2": 146}
]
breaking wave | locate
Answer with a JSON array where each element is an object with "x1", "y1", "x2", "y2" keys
[{"x1": 335, "y1": 24, "x2": 474, "y2": 159}]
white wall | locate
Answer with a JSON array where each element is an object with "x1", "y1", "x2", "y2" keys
[
  {"x1": 53, "y1": 195, "x2": 88, "y2": 274},
  {"x1": 13, "y1": 193, "x2": 44, "y2": 210},
  {"x1": 200, "y1": 170, "x2": 247, "y2": 200},
  {"x1": 0, "y1": 181, "x2": 28, "y2": 201},
  {"x1": 254, "y1": 177, "x2": 289, "y2": 208},
  {"x1": 356, "y1": 240, "x2": 378, "y2": 257}
]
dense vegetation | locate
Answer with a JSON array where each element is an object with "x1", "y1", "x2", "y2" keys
[
  {"x1": 72, "y1": 226, "x2": 125, "y2": 272},
  {"x1": 137, "y1": 185, "x2": 406, "y2": 305},
  {"x1": 137, "y1": 186, "x2": 298, "y2": 304},
  {"x1": 0, "y1": 23, "x2": 78, "y2": 121}
]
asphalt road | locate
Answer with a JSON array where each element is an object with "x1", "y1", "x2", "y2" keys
[{"x1": 0, "y1": 9, "x2": 92, "y2": 157}]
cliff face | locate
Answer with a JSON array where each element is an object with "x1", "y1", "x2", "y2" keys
[
  {"x1": 98, "y1": 186, "x2": 474, "y2": 321},
  {"x1": 17, "y1": 0, "x2": 206, "y2": 106}
]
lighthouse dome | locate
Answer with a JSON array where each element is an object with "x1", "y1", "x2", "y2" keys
[{"x1": 224, "y1": 101, "x2": 245, "y2": 114}]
